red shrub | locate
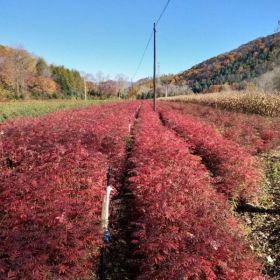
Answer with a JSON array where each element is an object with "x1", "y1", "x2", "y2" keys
[
  {"x1": 164, "y1": 102, "x2": 280, "y2": 154},
  {"x1": 128, "y1": 102, "x2": 263, "y2": 279},
  {"x1": 159, "y1": 105, "x2": 262, "y2": 202},
  {"x1": 0, "y1": 102, "x2": 139, "y2": 279}
]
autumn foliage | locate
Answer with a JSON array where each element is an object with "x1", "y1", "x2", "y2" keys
[
  {"x1": 0, "y1": 100, "x2": 267, "y2": 279},
  {"x1": 159, "y1": 105, "x2": 262, "y2": 202},
  {"x1": 27, "y1": 76, "x2": 58, "y2": 95},
  {"x1": 164, "y1": 102, "x2": 280, "y2": 154},
  {"x1": 128, "y1": 102, "x2": 262, "y2": 279},
  {"x1": 0, "y1": 102, "x2": 138, "y2": 279},
  {"x1": 172, "y1": 32, "x2": 280, "y2": 92}
]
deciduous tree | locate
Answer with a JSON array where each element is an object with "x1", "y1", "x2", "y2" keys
[{"x1": 0, "y1": 48, "x2": 36, "y2": 97}]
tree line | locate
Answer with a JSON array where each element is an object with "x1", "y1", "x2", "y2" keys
[
  {"x1": 2, "y1": 31, "x2": 279, "y2": 101},
  {"x1": 0, "y1": 45, "x2": 131, "y2": 100}
]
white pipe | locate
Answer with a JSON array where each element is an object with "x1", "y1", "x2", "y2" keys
[{"x1": 101, "y1": 185, "x2": 112, "y2": 230}]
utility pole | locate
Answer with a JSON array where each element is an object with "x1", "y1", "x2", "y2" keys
[
  {"x1": 153, "y1": 22, "x2": 156, "y2": 112},
  {"x1": 131, "y1": 79, "x2": 134, "y2": 99},
  {"x1": 157, "y1": 63, "x2": 160, "y2": 83},
  {"x1": 84, "y1": 78, "x2": 87, "y2": 101}
]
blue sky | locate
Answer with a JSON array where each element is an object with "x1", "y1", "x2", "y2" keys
[{"x1": 0, "y1": 0, "x2": 279, "y2": 81}]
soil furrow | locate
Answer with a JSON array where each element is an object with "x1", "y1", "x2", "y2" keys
[{"x1": 99, "y1": 107, "x2": 141, "y2": 280}]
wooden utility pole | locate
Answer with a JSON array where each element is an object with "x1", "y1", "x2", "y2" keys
[
  {"x1": 131, "y1": 79, "x2": 134, "y2": 99},
  {"x1": 153, "y1": 22, "x2": 156, "y2": 111},
  {"x1": 84, "y1": 78, "x2": 87, "y2": 101}
]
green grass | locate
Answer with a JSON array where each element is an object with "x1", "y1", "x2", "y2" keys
[{"x1": 0, "y1": 99, "x2": 106, "y2": 122}]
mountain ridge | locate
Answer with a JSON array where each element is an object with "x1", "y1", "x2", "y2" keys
[{"x1": 170, "y1": 32, "x2": 280, "y2": 92}]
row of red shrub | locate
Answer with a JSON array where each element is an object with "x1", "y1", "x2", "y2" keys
[
  {"x1": 165, "y1": 102, "x2": 280, "y2": 155},
  {"x1": 0, "y1": 102, "x2": 138, "y2": 279},
  {"x1": 159, "y1": 105, "x2": 262, "y2": 203},
  {"x1": 128, "y1": 102, "x2": 263, "y2": 279}
]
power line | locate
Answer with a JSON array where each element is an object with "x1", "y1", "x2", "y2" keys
[
  {"x1": 132, "y1": 31, "x2": 153, "y2": 81},
  {"x1": 156, "y1": 0, "x2": 171, "y2": 26},
  {"x1": 132, "y1": 0, "x2": 172, "y2": 82}
]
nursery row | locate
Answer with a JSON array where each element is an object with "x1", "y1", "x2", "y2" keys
[
  {"x1": 159, "y1": 104, "x2": 262, "y2": 203},
  {"x1": 0, "y1": 102, "x2": 139, "y2": 279},
  {"x1": 128, "y1": 102, "x2": 263, "y2": 279},
  {"x1": 164, "y1": 101, "x2": 280, "y2": 154},
  {"x1": 0, "y1": 100, "x2": 266, "y2": 279}
]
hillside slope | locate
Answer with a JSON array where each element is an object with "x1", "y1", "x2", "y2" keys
[{"x1": 171, "y1": 32, "x2": 280, "y2": 92}]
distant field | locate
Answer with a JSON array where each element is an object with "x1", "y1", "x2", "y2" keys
[
  {"x1": 161, "y1": 91, "x2": 280, "y2": 117},
  {"x1": 0, "y1": 99, "x2": 106, "y2": 122}
]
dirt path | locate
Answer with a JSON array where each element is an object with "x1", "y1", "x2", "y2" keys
[
  {"x1": 239, "y1": 153, "x2": 280, "y2": 279},
  {"x1": 99, "y1": 108, "x2": 141, "y2": 280}
]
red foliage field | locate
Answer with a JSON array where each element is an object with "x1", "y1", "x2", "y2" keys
[
  {"x1": 159, "y1": 105, "x2": 262, "y2": 202},
  {"x1": 0, "y1": 101, "x2": 268, "y2": 279},
  {"x1": 0, "y1": 102, "x2": 138, "y2": 279},
  {"x1": 128, "y1": 103, "x2": 263, "y2": 279},
  {"x1": 164, "y1": 102, "x2": 280, "y2": 154}
]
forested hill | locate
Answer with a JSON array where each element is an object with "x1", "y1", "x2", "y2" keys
[
  {"x1": 170, "y1": 32, "x2": 280, "y2": 93},
  {"x1": 0, "y1": 45, "x2": 125, "y2": 100},
  {"x1": 0, "y1": 45, "x2": 88, "y2": 99}
]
